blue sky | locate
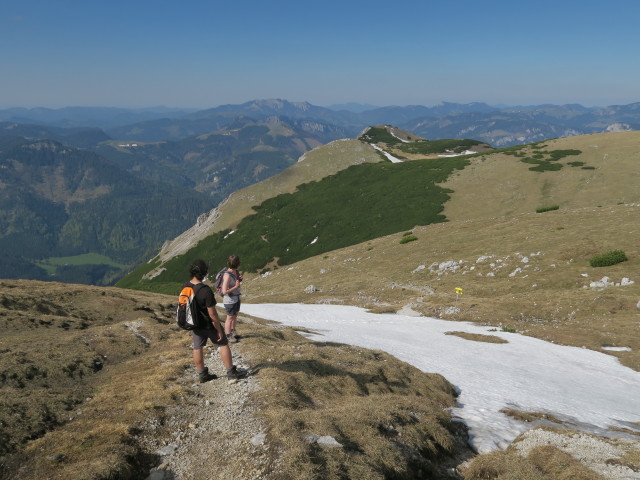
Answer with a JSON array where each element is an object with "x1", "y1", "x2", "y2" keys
[{"x1": 1, "y1": 0, "x2": 639, "y2": 109}]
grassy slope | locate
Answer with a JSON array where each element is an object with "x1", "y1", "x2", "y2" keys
[
  {"x1": 244, "y1": 202, "x2": 640, "y2": 370},
  {"x1": 0, "y1": 280, "x2": 468, "y2": 479},
  {"x1": 120, "y1": 155, "x2": 469, "y2": 294},
  {"x1": 116, "y1": 139, "x2": 384, "y2": 288},
  {"x1": 441, "y1": 131, "x2": 640, "y2": 220}
]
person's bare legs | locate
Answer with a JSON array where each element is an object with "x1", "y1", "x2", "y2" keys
[
  {"x1": 218, "y1": 345, "x2": 233, "y2": 369},
  {"x1": 225, "y1": 314, "x2": 237, "y2": 336},
  {"x1": 193, "y1": 345, "x2": 233, "y2": 370},
  {"x1": 193, "y1": 348, "x2": 206, "y2": 370}
]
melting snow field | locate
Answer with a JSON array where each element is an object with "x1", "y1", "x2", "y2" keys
[{"x1": 242, "y1": 303, "x2": 640, "y2": 454}]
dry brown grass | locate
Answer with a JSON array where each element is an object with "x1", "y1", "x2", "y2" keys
[
  {"x1": 500, "y1": 409, "x2": 563, "y2": 424},
  {"x1": 1, "y1": 281, "x2": 475, "y2": 479},
  {"x1": 238, "y1": 317, "x2": 474, "y2": 479},
  {"x1": 0, "y1": 280, "x2": 191, "y2": 479},
  {"x1": 441, "y1": 131, "x2": 640, "y2": 221},
  {"x1": 445, "y1": 332, "x2": 509, "y2": 344},
  {"x1": 612, "y1": 449, "x2": 640, "y2": 473},
  {"x1": 461, "y1": 444, "x2": 608, "y2": 480}
]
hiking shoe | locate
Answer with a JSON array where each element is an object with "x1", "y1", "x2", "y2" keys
[
  {"x1": 226, "y1": 365, "x2": 247, "y2": 381},
  {"x1": 233, "y1": 334, "x2": 240, "y2": 342},
  {"x1": 198, "y1": 368, "x2": 217, "y2": 383}
]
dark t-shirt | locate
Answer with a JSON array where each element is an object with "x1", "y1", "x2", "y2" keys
[{"x1": 187, "y1": 282, "x2": 217, "y2": 329}]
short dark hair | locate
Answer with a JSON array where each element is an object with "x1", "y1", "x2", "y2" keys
[
  {"x1": 189, "y1": 259, "x2": 208, "y2": 281},
  {"x1": 227, "y1": 255, "x2": 240, "y2": 269}
]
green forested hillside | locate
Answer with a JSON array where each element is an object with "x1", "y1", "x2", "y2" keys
[
  {"x1": 118, "y1": 155, "x2": 469, "y2": 292},
  {"x1": 0, "y1": 139, "x2": 212, "y2": 284}
]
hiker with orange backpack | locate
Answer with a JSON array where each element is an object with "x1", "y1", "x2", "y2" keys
[{"x1": 180, "y1": 259, "x2": 246, "y2": 383}]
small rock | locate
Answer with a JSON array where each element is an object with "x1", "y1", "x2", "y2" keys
[
  {"x1": 156, "y1": 443, "x2": 178, "y2": 456},
  {"x1": 251, "y1": 432, "x2": 267, "y2": 446},
  {"x1": 305, "y1": 285, "x2": 319, "y2": 293},
  {"x1": 317, "y1": 436, "x2": 343, "y2": 448},
  {"x1": 145, "y1": 469, "x2": 172, "y2": 480},
  {"x1": 46, "y1": 454, "x2": 65, "y2": 462}
]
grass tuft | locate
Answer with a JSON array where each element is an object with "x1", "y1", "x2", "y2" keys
[
  {"x1": 399, "y1": 235, "x2": 418, "y2": 244},
  {"x1": 536, "y1": 205, "x2": 560, "y2": 213}
]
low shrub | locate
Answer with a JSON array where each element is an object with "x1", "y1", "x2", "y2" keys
[
  {"x1": 399, "y1": 235, "x2": 418, "y2": 244},
  {"x1": 589, "y1": 250, "x2": 628, "y2": 267},
  {"x1": 536, "y1": 205, "x2": 559, "y2": 213}
]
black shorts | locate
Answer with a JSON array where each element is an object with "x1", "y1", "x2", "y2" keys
[
  {"x1": 224, "y1": 299, "x2": 241, "y2": 316},
  {"x1": 192, "y1": 327, "x2": 229, "y2": 350}
]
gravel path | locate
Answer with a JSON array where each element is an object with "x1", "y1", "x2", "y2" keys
[
  {"x1": 139, "y1": 345, "x2": 277, "y2": 480},
  {"x1": 513, "y1": 428, "x2": 640, "y2": 479}
]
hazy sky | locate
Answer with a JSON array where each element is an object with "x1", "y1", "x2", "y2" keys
[{"x1": 2, "y1": 0, "x2": 639, "y2": 109}]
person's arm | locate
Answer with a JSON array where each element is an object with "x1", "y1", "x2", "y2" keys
[
  {"x1": 221, "y1": 272, "x2": 240, "y2": 295},
  {"x1": 208, "y1": 306, "x2": 224, "y2": 341}
]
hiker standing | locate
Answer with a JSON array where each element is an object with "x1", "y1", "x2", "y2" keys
[
  {"x1": 221, "y1": 255, "x2": 242, "y2": 342},
  {"x1": 186, "y1": 259, "x2": 245, "y2": 382}
]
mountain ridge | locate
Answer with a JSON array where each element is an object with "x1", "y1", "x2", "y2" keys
[{"x1": 117, "y1": 129, "x2": 640, "y2": 294}]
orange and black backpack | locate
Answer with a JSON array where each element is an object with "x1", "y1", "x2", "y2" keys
[{"x1": 176, "y1": 282, "x2": 207, "y2": 330}]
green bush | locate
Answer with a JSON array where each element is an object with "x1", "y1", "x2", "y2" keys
[
  {"x1": 589, "y1": 250, "x2": 628, "y2": 267},
  {"x1": 536, "y1": 205, "x2": 559, "y2": 213},
  {"x1": 397, "y1": 138, "x2": 481, "y2": 155},
  {"x1": 399, "y1": 235, "x2": 418, "y2": 244}
]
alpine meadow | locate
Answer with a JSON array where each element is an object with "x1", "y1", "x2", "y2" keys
[{"x1": 2, "y1": 100, "x2": 640, "y2": 480}]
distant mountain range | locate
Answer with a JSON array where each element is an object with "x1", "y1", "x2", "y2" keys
[
  {"x1": 2, "y1": 99, "x2": 639, "y2": 147},
  {"x1": 2, "y1": 98, "x2": 640, "y2": 285}
]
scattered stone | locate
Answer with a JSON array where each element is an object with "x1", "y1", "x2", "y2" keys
[
  {"x1": 145, "y1": 469, "x2": 172, "y2": 480},
  {"x1": 397, "y1": 304, "x2": 422, "y2": 317},
  {"x1": 46, "y1": 454, "x2": 65, "y2": 462},
  {"x1": 305, "y1": 285, "x2": 319, "y2": 293},
  {"x1": 317, "y1": 436, "x2": 343, "y2": 448},
  {"x1": 302, "y1": 434, "x2": 343, "y2": 448},
  {"x1": 589, "y1": 277, "x2": 634, "y2": 288},
  {"x1": 508, "y1": 267, "x2": 522, "y2": 277},
  {"x1": 251, "y1": 432, "x2": 267, "y2": 446},
  {"x1": 157, "y1": 443, "x2": 179, "y2": 456},
  {"x1": 442, "y1": 307, "x2": 460, "y2": 316}
]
